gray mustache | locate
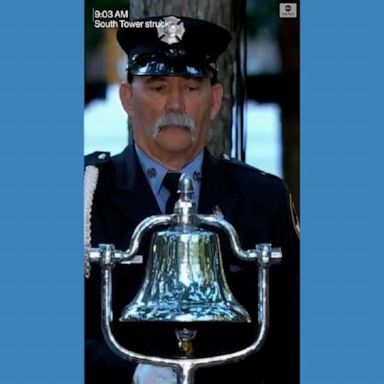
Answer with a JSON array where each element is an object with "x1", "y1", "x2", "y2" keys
[{"x1": 152, "y1": 113, "x2": 196, "y2": 137}]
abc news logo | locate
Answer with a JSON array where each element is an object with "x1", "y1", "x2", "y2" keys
[{"x1": 280, "y1": 3, "x2": 297, "y2": 18}]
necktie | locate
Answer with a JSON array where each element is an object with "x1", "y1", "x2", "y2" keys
[{"x1": 163, "y1": 172, "x2": 181, "y2": 214}]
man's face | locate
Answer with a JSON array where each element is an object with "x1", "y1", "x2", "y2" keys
[{"x1": 120, "y1": 76, "x2": 223, "y2": 162}]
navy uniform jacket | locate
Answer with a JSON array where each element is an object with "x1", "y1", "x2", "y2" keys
[{"x1": 85, "y1": 144, "x2": 299, "y2": 384}]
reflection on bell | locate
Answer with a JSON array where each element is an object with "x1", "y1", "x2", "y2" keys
[
  {"x1": 120, "y1": 228, "x2": 251, "y2": 322},
  {"x1": 120, "y1": 173, "x2": 251, "y2": 323}
]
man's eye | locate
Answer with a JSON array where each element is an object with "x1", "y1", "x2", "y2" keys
[
  {"x1": 149, "y1": 85, "x2": 165, "y2": 91},
  {"x1": 186, "y1": 85, "x2": 199, "y2": 92}
]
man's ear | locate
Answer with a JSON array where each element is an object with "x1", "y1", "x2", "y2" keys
[
  {"x1": 119, "y1": 82, "x2": 134, "y2": 117},
  {"x1": 210, "y1": 83, "x2": 224, "y2": 120}
]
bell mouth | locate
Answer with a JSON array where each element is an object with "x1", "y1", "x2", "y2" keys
[{"x1": 119, "y1": 301, "x2": 251, "y2": 322}]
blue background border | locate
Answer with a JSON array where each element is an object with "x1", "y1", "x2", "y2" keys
[
  {"x1": 1, "y1": 1, "x2": 384, "y2": 383},
  {"x1": 301, "y1": 1, "x2": 384, "y2": 383},
  {"x1": 0, "y1": 1, "x2": 84, "y2": 383}
]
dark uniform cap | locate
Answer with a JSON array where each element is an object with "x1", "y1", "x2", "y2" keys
[{"x1": 116, "y1": 15, "x2": 231, "y2": 80}]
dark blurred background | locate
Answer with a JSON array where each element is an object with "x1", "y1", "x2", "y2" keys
[{"x1": 84, "y1": 0, "x2": 299, "y2": 214}]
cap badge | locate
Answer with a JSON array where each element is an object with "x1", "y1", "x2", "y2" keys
[{"x1": 157, "y1": 16, "x2": 185, "y2": 45}]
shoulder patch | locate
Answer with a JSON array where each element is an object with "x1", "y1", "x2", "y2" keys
[{"x1": 84, "y1": 151, "x2": 111, "y2": 167}]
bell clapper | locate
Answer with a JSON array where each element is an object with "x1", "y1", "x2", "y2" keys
[{"x1": 176, "y1": 328, "x2": 197, "y2": 358}]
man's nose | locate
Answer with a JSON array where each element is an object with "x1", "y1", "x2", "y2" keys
[{"x1": 165, "y1": 86, "x2": 185, "y2": 112}]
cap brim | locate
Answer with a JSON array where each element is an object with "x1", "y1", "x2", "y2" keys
[{"x1": 129, "y1": 60, "x2": 215, "y2": 78}]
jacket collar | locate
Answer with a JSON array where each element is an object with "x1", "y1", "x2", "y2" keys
[
  {"x1": 110, "y1": 145, "x2": 162, "y2": 224},
  {"x1": 113, "y1": 145, "x2": 140, "y2": 192},
  {"x1": 110, "y1": 145, "x2": 239, "y2": 223}
]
